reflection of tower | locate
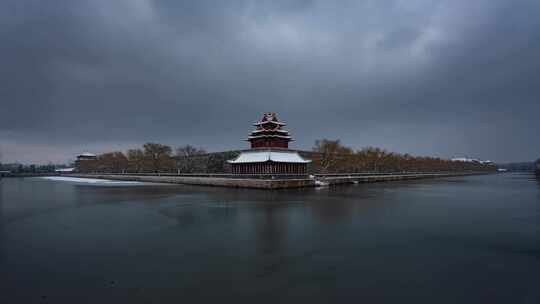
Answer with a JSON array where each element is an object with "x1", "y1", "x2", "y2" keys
[
  {"x1": 204, "y1": 188, "x2": 290, "y2": 254},
  {"x1": 255, "y1": 197, "x2": 288, "y2": 255}
]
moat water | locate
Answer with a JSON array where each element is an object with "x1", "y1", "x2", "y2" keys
[{"x1": 1, "y1": 174, "x2": 539, "y2": 303}]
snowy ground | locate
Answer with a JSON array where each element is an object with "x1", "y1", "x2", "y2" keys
[{"x1": 37, "y1": 176, "x2": 144, "y2": 185}]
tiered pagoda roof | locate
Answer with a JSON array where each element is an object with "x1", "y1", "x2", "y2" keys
[{"x1": 247, "y1": 113, "x2": 293, "y2": 149}]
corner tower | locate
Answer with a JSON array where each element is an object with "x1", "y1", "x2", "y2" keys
[
  {"x1": 248, "y1": 113, "x2": 292, "y2": 149},
  {"x1": 228, "y1": 113, "x2": 310, "y2": 175}
]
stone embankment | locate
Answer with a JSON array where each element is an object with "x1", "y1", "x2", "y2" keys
[
  {"x1": 72, "y1": 174, "x2": 313, "y2": 189},
  {"x1": 316, "y1": 172, "x2": 482, "y2": 186},
  {"x1": 71, "y1": 172, "x2": 489, "y2": 189}
]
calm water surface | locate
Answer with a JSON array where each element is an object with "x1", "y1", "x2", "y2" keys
[{"x1": 1, "y1": 174, "x2": 539, "y2": 303}]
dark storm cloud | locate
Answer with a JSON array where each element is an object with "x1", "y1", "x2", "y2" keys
[{"x1": 1, "y1": 0, "x2": 539, "y2": 163}]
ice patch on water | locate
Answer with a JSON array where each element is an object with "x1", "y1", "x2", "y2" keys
[
  {"x1": 315, "y1": 180, "x2": 329, "y2": 187},
  {"x1": 38, "y1": 176, "x2": 143, "y2": 185}
]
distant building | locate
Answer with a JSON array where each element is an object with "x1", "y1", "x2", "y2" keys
[
  {"x1": 228, "y1": 113, "x2": 311, "y2": 175},
  {"x1": 451, "y1": 157, "x2": 478, "y2": 163},
  {"x1": 451, "y1": 157, "x2": 492, "y2": 165},
  {"x1": 77, "y1": 152, "x2": 97, "y2": 161},
  {"x1": 535, "y1": 159, "x2": 540, "y2": 176},
  {"x1": 75, "y1": 152, "x2": 98, "y2": 173}
]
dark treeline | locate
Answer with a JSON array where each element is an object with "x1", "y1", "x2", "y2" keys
[
  {"x1": 77, "y1": 139, "x2": 495, "y2": 174},
  {"x1": 77, "y1": 143, "x2": 239, "y2": 174},
  {"x1": 0, "y1": 163, "x2": 59, "y2": 173},
  {"x1": 310, "y1": 139, "x2": 496, "y2": 173}
]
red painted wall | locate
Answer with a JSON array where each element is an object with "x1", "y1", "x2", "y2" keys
[{"x1": 250, "y1": 138, "x2": 289, "y2": 149}]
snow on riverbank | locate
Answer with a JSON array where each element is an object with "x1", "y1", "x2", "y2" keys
[{"x1": 38, "y1": 176, "x2": 144, "y2": 185}]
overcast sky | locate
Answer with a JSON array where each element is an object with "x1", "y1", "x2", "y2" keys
[{"x1": 1, "y1": 0, "x2": 539, "y2": 164}]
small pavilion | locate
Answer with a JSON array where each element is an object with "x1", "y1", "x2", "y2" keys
[
  {"x1": 75, "y1": 152, "x2": 98, "y2": 173},
  {"x1": 228, "y1": 113, "x2": 311, "y2": 175}
]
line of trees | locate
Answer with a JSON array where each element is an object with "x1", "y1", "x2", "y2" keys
[
  {"x1": 76, "y1": 139, "x2": 496, "y2": 174},
  {"x1": 311, "y1": 139, "x2": 496, "y2": 173},
  {"x1": 77, "y1": 143, "x2": 239, "y2": 174}
]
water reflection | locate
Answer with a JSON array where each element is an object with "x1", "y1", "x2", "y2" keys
[
  {"x1": 204, "y1": 185, "x2": 396, "y2": 223},
  {"x1": 74, "y1": 184, "x2": 185, "y2": 204},
  {"x1": 308, "y1": 186, "x2": 375, "y2": 224},
  {"x1": 0, "y1": 179, "x2": 4, "y2": 263},
  {"x1": 2, "y1": 174, "x2": 540, "y2": 303},
  {"x1": 256, "y1": 202, "x2": 287, "y2": 255}
]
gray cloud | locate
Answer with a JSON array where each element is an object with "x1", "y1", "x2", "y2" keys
[{"x1": 1, "y1": 0, "x2": 539, "y2": 164}]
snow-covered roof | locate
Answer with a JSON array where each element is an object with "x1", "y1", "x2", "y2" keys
[
  {"x1": 253, "y1": 113, "x2": 286, "y2": 126},
  {"x1": 254, "y1": 120, "x2": 285, "y2": 126},
  {"x1": 251, "y1": 128, "x2": 289, "y2": 133},
  {"x1": 228, "y1": 150, "x2": 311, "y2": 164},
  {"x1": 451, "y1": 157, "x2": 493, "y2": 164},
  {"x1": 247, "y1": 135, "x2": 292, "y2": 140},
  {"x1": 78, "y1": 152, "x2": 96, "y2": 157},
  {"x1": 451, "y1": 157, "x2": 479, "y2": 162},
  {"x1": 55, "y1": 167, "x2": 76, "y2": 172}
]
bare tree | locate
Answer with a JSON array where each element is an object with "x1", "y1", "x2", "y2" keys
[
  {"x1": 127, "y1": 149, "x2": 145, "y2": 173},
  {"x1": 143, "y1": 143, "x2": 173, "y2": 173},
  {"x1": 175, "y1": 145, "x2": 207, "y2": 173},
  {"x1": 206, "y1": 151, "x2": 239, "y2": 173},
  {"x1": 312, "y1": 139, "x2": 352, "y2": 173},
  {"x1": 98, "y1": 152, "x2": 128, "y2": 173}
]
